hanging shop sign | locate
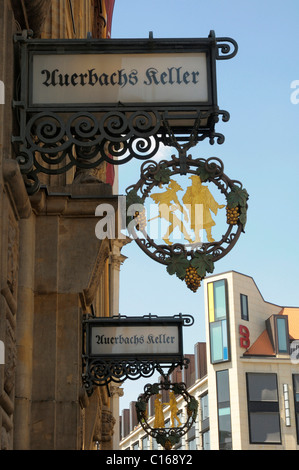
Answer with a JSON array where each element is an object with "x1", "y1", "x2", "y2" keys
[
  {"x1": 21, "y1": 31, "x2": 238, "y2": 110},
  {"x1": 31, "y1": 52, "x2": 209, "y2": 106},
  {"x1": 13, "y1": 31, "x2": 238, "y2": 195},
  {"x1": 88, "y1": 319, "x2": 183, "y2": 360},
  {"x1": 125, "y1": 155, "x2": 249, "y2": 292},
  {"x1": 82, "y1": 314, "x2": 193, "y2": 391},
  {"x1": 136, "y1": 380, "x2": 198, "y2": 450}
]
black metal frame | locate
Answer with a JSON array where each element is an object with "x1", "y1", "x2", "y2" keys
[
  {"x1": 12, "y1": 30, "x2": 237, "y2": 194},
  {"x1": 126, "y1": 154, "x2": 248, "y2": 271},
  {"x1": 82, "y1": 314, "x2": 193, "y2": 392},
  {"x1": 135, "y1": 379, "x2": 198, "y2": 450}
]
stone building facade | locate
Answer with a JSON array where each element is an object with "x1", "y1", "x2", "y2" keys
[{"x1": 0, "y1": 0, "x2": 126, "y2": 450}]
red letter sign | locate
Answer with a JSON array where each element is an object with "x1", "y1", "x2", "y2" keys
[{"x1": 239, "y1": 325, "x2": 250, "y2": 349}]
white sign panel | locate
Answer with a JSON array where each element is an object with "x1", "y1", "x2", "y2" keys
[
  {"x1": 90, "y1": 325, "x2": 180, "y2": 356},
  {"x1": 31, "y1": 52, "x2": 208, "y2": 105}
]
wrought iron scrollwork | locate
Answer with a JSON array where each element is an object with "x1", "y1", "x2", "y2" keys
[
  {"x1": 14, "y1": 109, "x2": 163, "y2": 194},
  {"x1": 136, "y1": 379, "x2": 198, "y2": 450},
  {"x1": 126, "y1": 154, "x2": 249, "y2": 290},
  {"x1": 216, "y1": 37, "x2": 238, "y2": 60},
  {"x1": 81, "y1": 314, "x2": 192, "y2": 392},
  {"x1": 13, "y1": 107, "x2": 231, "y2": 194},
  {"x1": 13, "y1": 31, "x2": 238, "y2": 194},
  {"x1": 82, "y1": 357, "x2": 190, "y2": 394},
  {"x1": 208, "y1": 30, "x2": 238, "y2": 60}
]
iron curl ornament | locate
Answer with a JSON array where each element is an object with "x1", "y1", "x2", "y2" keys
[
  {"x1": 12, "y1": 30, "x2": 238, "y2": 195},
  {"x1": 135, "y1": 380, "x2": 198, "y2": 450},
  {"x1": 125, "y1": 154, "x2": 249, "y2": 292},
  {"x1": 14, "y1": 109, "x2": 163, "y2": 194}
]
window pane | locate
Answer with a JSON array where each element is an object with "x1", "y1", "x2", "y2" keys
[
  {"x1": 247, "y1": 373, "x2": 278, "y2": 401},
  {"x1": 152, "y1": 437, "x2": 158, "y2": 450},
  {"x1": 216, "y1": 370, "x2": 232, "y2": 449},
  {"x1": 142, "y1": 436, "x2": 149, "y2": 449},
  {"x1": 249, "y1": 412, "x2": 281, "y2": 443},
  {"x1": 219, "y1": 412, "x2": 232, "y2": 449},
  {"x1": 208, "y1": 283, "x2": 215, "y2": 322},
  {"x1": 222, "y1": 320, "x2": 228, "y2": 360},
  {"x1": 277, "y1": 318, "x2": 288, "y2": 352},
  {"x1": 187, "y1": 424, "x2": 195, "y2": 439},
  {"x1": 202, "y1": 431, "x2": 210, "y2": 450},
  {"x1": 188, "y1": 438, "x2": 197, "y2": 450},
  {"x1": 240, "y1": 294, "x2": 249, "y2": 320},
  {"x1": 210, "y1": 322, "x2": 223, "y2": 362},
  {"x1": 217, "y1": 370, "x2": 230, "y2": 403},
  {"x1": 214, "y1": 280, "x2": 227, "y2": 320},
  {"x1": 201, "y1": 394, "x2": 209, "y2": 420}
]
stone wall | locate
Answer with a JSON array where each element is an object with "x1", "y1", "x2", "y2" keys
[{"x1": 0, "y1": 0, "x2": 123, "y2": 450}]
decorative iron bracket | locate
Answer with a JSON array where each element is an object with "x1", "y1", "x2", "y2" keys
[
  {"x1": 82, "y1": 314, "x2": 193, "y2": 394},
  {"x1": 136, "y1": 378, "x2": 198, "y2": 450},
  {"x1": 125, "y1": 154, "x2": 249, "y2": 291},
  {"x1": 82, "y1": 356, "x2": 191, "y2": 394},
  {"x1": 12, "y1": 30, "x2": 237, "y2": 194}
]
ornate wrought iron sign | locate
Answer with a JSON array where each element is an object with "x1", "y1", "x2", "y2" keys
[
  {"x1": 13, "y1": 30, "x2": 237, "y2": 194},
  {"x1": 136, "y1": 379, "x2": 198, "y2": 450},
  {"x1": 82, "y1": 314, "x2": 193, "y2": 392},
  {"x1": 125, "y1": 154, "x2": 249, "y2": 292}
]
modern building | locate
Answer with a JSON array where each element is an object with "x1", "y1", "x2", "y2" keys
[{"x1": 119, "y1": 271, "x2": 299, "y2": 450}]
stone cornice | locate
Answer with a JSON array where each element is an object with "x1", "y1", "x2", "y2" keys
[{"x1": 29, "y1": 183, "x2": 117, "y2": 216}]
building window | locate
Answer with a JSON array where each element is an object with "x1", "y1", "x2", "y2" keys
[
  {"x1": 186, "y1": 424, "x2": 196, "y2": 450},
  {"x1": 201, "y1": 393, "x2": 210, "y2": 450},
  {"x1": 208, "y1": 280, "x2": 230, "y2": 363},
  {"x1": 216, "y1": 370, "x2": 232, "y2": 449},
  {"x1": 240, "y1": 294, "x2": 249, "y2": 321},
  {"x1": 202, "y1": 430, "x2": 210, "y2": 450},
  {"x1": 293, "y1": 375, "x2": 299, "y2": 443},
  {"x1": 142, "y1": 435, "x2": 149, "y2": 450},
  {"x1": 246, "y1": 373, "x2": 281, "y2": 444},
  {"x1": 266, "y1": 315, "x2": 290, "y2": 355},
  {"x1": 151, "y1": 436, "x2": 158, "y2": 450},
  {"x1": 132, "y1": 441, "x2": 139, "y2": 450},
  {"x1": 276, "y1": 317, "x2": 288, "y2": 353},
  {"x1": 201, "y1": 393, "x2": 209, "y2": 429}
]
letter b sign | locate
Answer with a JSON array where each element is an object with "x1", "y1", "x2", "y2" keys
[{"x1": 239, "y1": 325, "x2": 250, "y2": 349}]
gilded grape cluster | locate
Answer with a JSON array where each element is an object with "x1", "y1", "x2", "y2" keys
[
  {"x1": 164, "y1": 440, "x2": 172, "y2": 450},
  {"x1": 134, "y1": 210, "x2": 147, "y2": 231},
  {"x1": 184, "y1": 266, "x2": 202, "y2": 292},
  {"x1": 226, "y1": 205, "x2": 239, "y2": 225}
]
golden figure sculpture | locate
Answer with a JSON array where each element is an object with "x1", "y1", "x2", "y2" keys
[
  {"x1": 154, "y1": 394, "x2": 165, "y2": 428},
  {"x1": 182, "y1": 175, "x2": 225, "y2": 243},
  {"x1": 169, "y1": 391, "x2": 182, "y2": 428},
  {"x1": 150, "y1": 179, "x2": 192, "y2": 245}
]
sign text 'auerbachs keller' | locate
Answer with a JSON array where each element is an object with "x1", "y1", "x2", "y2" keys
[
  {"x1": 31, "y1": 52, "x2": 209, "y2": 106},
  {"x1": 83, "y1": 315, "x2": 190, "y2": 363},
  {"x1": 91, "y1": 325, "x2": 180, "y2": 356}
]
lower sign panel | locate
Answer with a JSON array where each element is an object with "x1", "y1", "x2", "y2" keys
[
  {"x1": 82, "y1": 315, "x2": 194, "y2": 389},
  {"x1": 91, "y1": 325, "x2": 180, "y2": 356}
]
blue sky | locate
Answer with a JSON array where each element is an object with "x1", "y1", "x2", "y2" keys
[{"x1": 110, "y1": 0, "x2": 299, "y2": 410}]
